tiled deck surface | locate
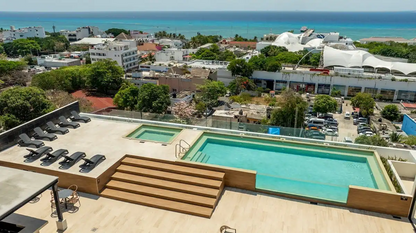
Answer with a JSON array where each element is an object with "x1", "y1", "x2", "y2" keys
[
  {"x1": 16, "y1": 188, "x2": 413, "y2": 233},
  {"x1": 0, "y1": 118, "x2": 202, "y2": 178}
]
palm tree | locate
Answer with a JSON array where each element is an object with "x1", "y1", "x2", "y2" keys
[{"x1": 390, "y1": 132, "x2": 404, "y2": 143}]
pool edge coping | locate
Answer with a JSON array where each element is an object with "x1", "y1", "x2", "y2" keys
[{"x1": 123, "y1": 123, "x2": 183, "y2": 144}]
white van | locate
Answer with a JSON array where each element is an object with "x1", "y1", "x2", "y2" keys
[{"x1": 308, "y1": 118, "x2": 325, "y2": 127}]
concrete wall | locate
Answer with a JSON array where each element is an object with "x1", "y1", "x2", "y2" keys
[
  {"x1": 375, "y1": 147, "x2": 416, "y2": 163},
  {"x1": 391, "y1": 160, "x2": 416, "y2": 178},
  {"x1": 402, "y1": 114, "x2": 416, "y2": 136},
  {"x1": 0, "y1": 102, "x2": 80, "y2": 151}
]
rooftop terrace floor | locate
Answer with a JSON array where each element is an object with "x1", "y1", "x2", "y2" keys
[
  {"x1": 0, "y1": 118, "x2": 202, "y2": 178},
  {"x1": 15, "y1": 188, "x2": 413, "y2": 233}
]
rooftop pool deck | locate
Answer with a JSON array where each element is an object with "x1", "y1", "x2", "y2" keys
[{"x1": 182, "y1": 132, "x2": 393, "y2": 203}]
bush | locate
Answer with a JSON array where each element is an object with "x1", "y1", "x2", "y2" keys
[{"x1": 381, "y1": 104, "x2": 400, "y2": 121}]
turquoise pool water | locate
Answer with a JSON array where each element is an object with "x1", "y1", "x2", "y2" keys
[
  {"x1": 126, "y1": 125, "x2": 181, "y2": 143},
  {"x1": 183, "y1": 133, "x2": 390, "y2": 203}
]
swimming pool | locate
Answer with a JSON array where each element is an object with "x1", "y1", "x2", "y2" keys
[
  {"x1": 126, "y1": 125, "x2": 182, "y2": 143},
  {"x1": 182, "y1": 133, "x2": 391, "y2": 203}
]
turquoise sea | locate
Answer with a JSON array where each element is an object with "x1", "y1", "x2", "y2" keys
[{"x1": 0, "y1": 11, "x2": 416, "y2": 40}]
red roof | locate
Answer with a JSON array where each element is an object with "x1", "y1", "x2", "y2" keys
[
  {"x1": 72, "y1": 90, "x2": 115, "y2": 110},
  {"x1": 402, "y1": 102, "x2": 416, "y2": 109}
]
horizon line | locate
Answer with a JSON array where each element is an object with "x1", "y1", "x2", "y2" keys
[{"x1": 1, "y1": 10, "x2": 415, "y2": 13}]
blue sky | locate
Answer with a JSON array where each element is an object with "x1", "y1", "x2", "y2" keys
[{"x1": 2, "y1": 0, "x2": 415, "y2": 12}]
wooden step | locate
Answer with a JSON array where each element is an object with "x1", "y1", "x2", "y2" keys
[
  {"x1": 101, "y1": 188, "x2": 213, "y2": 218},
  {"x1": 107, "y1": 180, "x2": 216, "y2": 207},
  {"x1": 122, "y1": 157, "x2": 224, "y2": 180},
  {"x1": 112, "y1": 172, "x2": 220, "y2": 197},
  {"x1": 117, "y1": 165, "x2": 222, "y2": 189}
]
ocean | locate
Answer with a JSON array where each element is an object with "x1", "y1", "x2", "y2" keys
[{"x1": 0, "y1": 11, "x2": 415, "y2": 40}]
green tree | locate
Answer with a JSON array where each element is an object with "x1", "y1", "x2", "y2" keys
[
  {"x1": 85, "y1": 59, "x2": 124, "y2": 94},
  {"x1": 31, "y1": 66, "x2": 87, "y2": 92},
  {"x1": 260, "y1": 45, "x2": 288, "y2": 57},
  {"x1": 268, "y1": 89, "x2": 307, "y2": 128},
  {"x1": 137, "y1": 83, "x2": 170, "y2": 113},
  {"x1": 0, "y1": 87, "x2": 55, "y2": 130},
  {"x1": 23, "y1": 55, "x2": 37, "y2": 66},
  {"x1": 227, "y1": 77, "x2": 256, "y2": 95},
  {"x1": 0, "y1": 44, "x2": 4, "y2": 54},
  {"x1": 3, "y1": 39, "x2": 41, "y2": 56},
  {"x1": 113, "y1": 83, "x2": 140, "y2": 110},
  {"x1": 0, "y1": 60, "x2": 26, "y2": 76},
  {"x1": 217, "y1": 50, "x2": 236, "y2": 61},
  {"x1": 197, "y1": 80, "x2": 227, "y2": 108},
  {"x1": 355, "y1": 135, "x2": 388, "y2": 147},
  {"x1": 248, "y1": 54, "x2": 267, "y2": 70},
  {"x1": 351, "y1": 93, "x2": 375, "y2": 117},
  {"x1": 199, "y1": 50, "x2": 217, "y2": 60},
  {"x1": 313, "y1": 95, "x2": 338, "y2": 113},
  {"x1": 105, "y1": 28, "x2": 129, "y2": 37},
  {"x1": 275, "y1": 52, "x2": 303, "y2": 64},
  {"x1": 381, "y1": 104, "x2": 400, "y2": 121},
  {"x1": 265, "y1": 58, "x2": 282, "y2": 72},
  {"x1": 330, "y1": 88, "x2": 342, "y2": 97},
  {"x1": 308, "y1": 53, "x2": 321, "y2": 67},
  {"x1": 227, "y1": 59, "x2": 253, "y2": 77}
]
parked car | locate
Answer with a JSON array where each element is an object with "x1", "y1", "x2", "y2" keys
[
  {"x1": 324, "y1": 128, "x2": 338, "y2": 136},
  {"x1": 358, "y1": 117, "x2": 368, "y2": 124},
  {"x1": 358, "y1": 128, "x2": 372, "y2": 134},
  {"x1": 343, "y1": 137, "x2": 353, "y2": 143},
  {"x1": 353, "y1": 119, "x2": 358, "y2": 125},
  {"x1": 344, "y1": 112, "x2": 351, "y2": 119},
  {"x1": 357, "y1": 124, "x2": 369, "y2": 130},
  {"x1": 325, "y1": 119, "x2": 338, "y2": 126}
]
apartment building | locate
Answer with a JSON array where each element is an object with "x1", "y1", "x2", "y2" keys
[
  {"x1": 60, "y1": 26, "x2": 111, "y2": 42},
  {"x1": 89, "y1": 40, "x2": 139, "y2": 71},
  {"x1": 2, "y1": 26, "x2": 45, "y2": 42}
]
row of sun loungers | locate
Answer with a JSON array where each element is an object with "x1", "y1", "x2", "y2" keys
[
  {"x1": 23, "y1": 146, "x2": 106, "y2": 172},
  {"x1": 17, "y1": 112, "x2": 91, "y2": 147}
]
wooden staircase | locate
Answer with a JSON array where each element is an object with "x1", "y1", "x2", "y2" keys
[{"x1": 101, "y1": 155, "x2": 225, "y2": 218}]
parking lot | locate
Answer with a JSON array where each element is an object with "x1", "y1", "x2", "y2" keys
[{"x1": 330, "y1": 100, "x2": 358, "y2": 142}]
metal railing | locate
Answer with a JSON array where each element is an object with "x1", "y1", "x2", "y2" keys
[{"x1": 175, "y1": 139, "x2": 190, "y2": 158}]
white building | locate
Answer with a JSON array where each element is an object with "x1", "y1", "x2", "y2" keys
[
  {"x1": 60, "y1": 26, "x2": 110, "y2": 42},
  {"x1": 130, "y1": 31, "x2": 154, "y2": 41},
  {"x1": 89, "y1": 40, "x2": 139, "y2": 71},
  {"x1": 37, "y1": 55, "x2": 81, "y2": 68},
  {"x1": 155, "y1": 48, "x2": 197, "y2": 62},
  {"x1": 157, "y1": 39, "x2": 184, "y2": 48},
  {"x1": 2, "y1": 26, "x2": 46, "y2": 42}
]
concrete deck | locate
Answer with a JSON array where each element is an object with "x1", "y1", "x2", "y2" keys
[
  {"x1": 15, "y1": 188, "x2": 414, "y2": 233},
  {"x1": 0, "y1": 119, "x2": 203, "y2": 178}
]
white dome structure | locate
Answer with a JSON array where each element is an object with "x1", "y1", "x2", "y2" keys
[
  {"x1": 323, "y1": 46, "x2": 416, "y2": 75},
  {"x1": 271, "y1": 32, "x2": 323, "y2": 52}
]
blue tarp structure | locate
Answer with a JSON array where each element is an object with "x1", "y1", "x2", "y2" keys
[{"x1": 268, "y1": 127, "x2": 280, "y2": 135}]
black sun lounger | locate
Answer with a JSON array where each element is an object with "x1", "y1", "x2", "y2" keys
[
  {"x1": 58, "y1": 116, "x2": 80, "y2": 129},
  {"x1": 79, "y1": 154, "x2": 106, "y2": 173},
  {"x1": 40, "y1": 149, "x2": 69, "y2": 165},
  {"x1": 70, "y1": 111, "x2": 91, "y2": 123},
  {"x1": 59, "y1": 152, "x2": 86, "y2": 169},
  {"x1": 24, "y1": 146, "x2": 53, "y2": 161},
  {"x1": 18, "y1": 133, "x2": 45, "y2": 148},
  {"x1": 33, "y1": 127, "x2": 58, "y2": 141},
  {"x1": 45, "y1": 121, "x2": 69, "y2": 134}
]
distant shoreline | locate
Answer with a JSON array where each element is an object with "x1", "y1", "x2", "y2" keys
[{"x1": 1, "y1": 11, "x2": 415, "y2": 40}]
